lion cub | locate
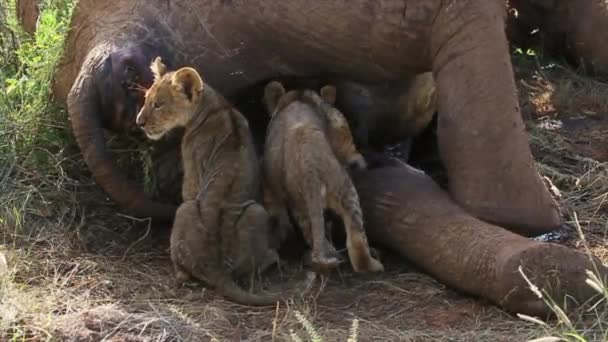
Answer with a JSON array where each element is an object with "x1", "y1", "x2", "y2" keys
[
  {"x1": 136, "y1": 58, "x2": 315, "y2": 305},
  {"x1": 334, "y1": 73, "x2": 437, "y2": 159},
  {"x1": 262, "y1": 81, "x2": 384, "y2": 273}
]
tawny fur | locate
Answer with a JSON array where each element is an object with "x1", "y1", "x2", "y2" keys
[
  {"x1": 261, "y1": 81, "x2": 384, "y2": 273},
  {"x1": 394, "y1": 72, "x2": 437, "y2": 140},
  {"x1": 136, "y1": 58, "x2": 315, "y2": 305},
  {"x1": 334, "y1": 73, "x2": 436, "y2": 158}
]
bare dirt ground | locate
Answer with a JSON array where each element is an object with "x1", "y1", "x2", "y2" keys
[{"x1": 2, "y1": 58, "x2": 608, "y2": 341}]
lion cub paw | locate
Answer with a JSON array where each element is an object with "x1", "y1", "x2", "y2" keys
[
  {"x1": 174, "y1": 268, "x2": 192, "y2": 287},
  {"x1": 304, "y1": 247, "x2": 343, "y2": 273},
  {"x1": 368, "y1": 257, "x2": 385, "y2": 272},
  {"x1": 350, "y1": 246, "x2": 385, "y2": 273},
  {"x1": 352, "y1": 257, "x2": 385, "y2": 273}
]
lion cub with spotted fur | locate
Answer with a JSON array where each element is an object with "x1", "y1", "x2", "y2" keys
[
  {"x1": 262, "y1": 81, "x2": 384, "y2": 273},
  {"x1": 136, "y1": 58, "x2": 315, "y2": 305}
]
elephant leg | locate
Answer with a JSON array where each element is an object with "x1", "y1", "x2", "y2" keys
[
  {"x1": 353, "y1": 164, "x2": 607, "y2": 317},
  {"x1": 429, "y1": 0, "x2": 560, "y2": 236}
]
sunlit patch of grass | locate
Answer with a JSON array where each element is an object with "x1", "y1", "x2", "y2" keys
[
  {"x1": 520, "y1": 65, "x2": 608, "y2": 121},
  {"x1": 1, "y1": 0, "x2": 75, "y2": 176}
]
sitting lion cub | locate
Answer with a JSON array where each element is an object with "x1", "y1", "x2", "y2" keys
[
  {"x1": 262, "y1": 81, "x2": 384, "y2": 273},
  {"x1": 135, "y1": 58, "x2": 315, "y2": 306}
]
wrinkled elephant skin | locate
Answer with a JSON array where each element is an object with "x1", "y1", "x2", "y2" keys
[
  {"x1": 353, "y1": 162, "x2": 607, "y2": 317},
  {"x1": 49, "y1": 0, "x2": 590, "y2": 315},
  {"x1": 55, "y1": 0, "x2": 560, "y2": 233}
]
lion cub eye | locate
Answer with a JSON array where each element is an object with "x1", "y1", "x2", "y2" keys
[{"x1": 153, "y1": 102, "x2": 163, "y2": 110}]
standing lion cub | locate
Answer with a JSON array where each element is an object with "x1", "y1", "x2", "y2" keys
[
  {"x1": 262, "y1": 81, "x2": 384, "y2": 273},
  {"x1": 135, "y1": 58, "x2": 315, "y2": 306}
]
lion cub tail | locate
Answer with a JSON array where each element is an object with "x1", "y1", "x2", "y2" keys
[{"x1": 218, "y1": 270, "x2": 317, "y2": 306}]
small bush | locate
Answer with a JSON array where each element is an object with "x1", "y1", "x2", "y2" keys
[{"x1": 0, "y1": 0, "x2": 74, "y2": 173}]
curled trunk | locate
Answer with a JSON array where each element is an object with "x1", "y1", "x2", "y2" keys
[{"x1": 67, "y1": 53, "x2": 177, "y2": 221}]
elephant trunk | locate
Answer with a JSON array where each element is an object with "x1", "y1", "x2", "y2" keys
[
  {"x1": 67, "y1": 55, "x2": 177, "y2": 222},
  {"x1": 353, "y1": 163, "x2": 607, "y2": 317}
]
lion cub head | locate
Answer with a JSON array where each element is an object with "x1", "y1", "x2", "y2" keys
[
  {"x1": 136, "y1": 57, "x2": 204, "y2": 140},
  {"x1": 264, "y1": 81, "x2": 366, "y2": 170}
]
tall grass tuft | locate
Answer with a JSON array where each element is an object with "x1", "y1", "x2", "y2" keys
[{"x1": 518, "y1": 213, "x2": 608, "y2": 342}]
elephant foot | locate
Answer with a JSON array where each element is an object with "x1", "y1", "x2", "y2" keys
[{"x1": 496, "y1": 242, "x2": 607, "y2": 317}]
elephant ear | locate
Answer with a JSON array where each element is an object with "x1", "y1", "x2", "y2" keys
[
  {"x1": 150, "y1": 56, "x2": 167, "y2": 81},
  {"x1": 263, "y1": 81, "x2": 286, "y2": 115},
  {"x1": 320, "y1": 85, "x2": 337, "y2": 105},
  {"x1": 171, "y1": 67, "x2": 204, "y2": 102}
]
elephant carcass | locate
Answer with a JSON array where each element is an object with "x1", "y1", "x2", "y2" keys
[
  {"x1": 355, "y1": 160, "x2": 605, "y2": 317},
  {"x1": 52, "y1": 0, "x2": 606, "y2": 315},
  {"x1": 508, "y1": 0, "x2": 608, "y2": 77},
  {"x1": 54, "y1": 0, "x2": 559, "y2": 231}
]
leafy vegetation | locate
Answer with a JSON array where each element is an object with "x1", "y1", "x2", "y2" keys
[{"x1": 0, "y1": 0, "x2": 74, "y2": 172}]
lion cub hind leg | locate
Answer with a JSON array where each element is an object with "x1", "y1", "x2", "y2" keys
[
  {"x1": 290, "y1": 189, "x2": 343, "y2": 272},
  {"x1": 170, "y1": 200, "x2": 202, "y2": 286},
  {"x1": 233, "y1": 202, "x2": 280, "y2": 277},
  {"x1": 330, "y1": 181, "x2": 384, "y2": 273},
  {"x1": 262, "y1": 182, "x2": 296, "y2": 250}
]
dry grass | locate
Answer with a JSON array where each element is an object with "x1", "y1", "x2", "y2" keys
[
  {"x1": 0, "y1": 152, "x2": 544, "y2": 341},
  {"x1": 514, "y1": 61, "x2": 608, "y2": 341},
  {"x1": 2, "y1": 50, "x2": 608, "y2": 341},
  {"x1": 520, "y1": 63, "x2": 608, "y2": 247},
  {"x1": 0, "y1": 184, "x2": 542, "y2": 342}
]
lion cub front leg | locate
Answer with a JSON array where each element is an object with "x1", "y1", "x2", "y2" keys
[
  {"x1": 262, "y1": 183, "x2": 296, "y2": 250},
  {"x1": 290, "y1": 193, "x2": 343, "y2": 272}
]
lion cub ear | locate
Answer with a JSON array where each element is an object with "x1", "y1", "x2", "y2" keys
[
  {"x1": 263, "y1": 81, "x2": 286, "y2": 114},
  {"x1": 171, "y1": 67, "x2": 204, "y2": 102},
  {"x1": 320, "y1": 85, "x2": 337, "y2": 105},
  {"x1": 150, "y1": 56, "x2": 167, "y2": 81}
]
